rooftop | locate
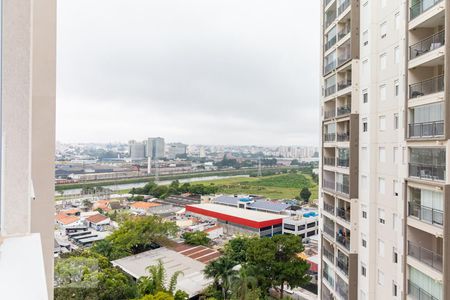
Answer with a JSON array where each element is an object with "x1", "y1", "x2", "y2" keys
[
  {"x1": 129, "y1": 201, "x2": 161, "y2": 209},
  {"x1": 213, "y1": 196, "x2": 291, "y2": 213},
  {"x1": 56, "y1": 212, "x2": 80, "y2": 225},
  {"x1": 86, "y1": 213, "x2": 109, "y2": 224}
]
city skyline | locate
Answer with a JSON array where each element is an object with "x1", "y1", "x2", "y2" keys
[{"x1": 56, "y1": 0, "x2": 320, "y2": 146}]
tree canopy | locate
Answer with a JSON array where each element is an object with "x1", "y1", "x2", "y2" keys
[{"x1": 182, "y1": 231, "x2": 211, "y2": 246}]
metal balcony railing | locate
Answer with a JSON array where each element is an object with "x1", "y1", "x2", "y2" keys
[
  {"x1": 337, "y1": 80, "x2": 351, "y2": 91},
  {"x1": 409, "y1": 75, "x2": 444, "y2": 99},
  {"x1": 324, "y1": 133, "x2": 336, "y2": 142},
  {"x1": 336, "y1": 182, "x2": 349, "y2": 195},
  {"x1": 408, "y1": 280, "x2": 440, "y2": 300},
  {"x1": 409, "y1": 163, "x2": 445, "y2": 181},
  {"x1": 336, "y1": 231, "x2": 350, "y2": 250},
  {"x1": 336, "y1": 132, "x2": 349, "y2": 142},
  {"x1": 337, "y1": 106, "x2": 351, "y2": 116},
  {"x1": 337, "y1": 0, "x2": 350, "y2": 15},
  {"x1": 410, "y1": 0, "x2": 444, "y2": 20},
  {"x1": 323, "y1": 180, "x2": 335, "y2": 192},
  {"x1": 336, "y1": 256, "x2": 349, "y2": 275},
  {"x1": 409, "y1": 121, "x2": 444, "y2": 138},
  {"x1": 336, "y1": 207, "x2": 350, "y2": 222},
  {"x1": 325, "y1": 36, "x2": 337, "y2": 51},
  {"x1": 324, "y1": 110, "x2": 335, "y2": 119},
  {"x1": 325, "y1": 84, "x2": 336, "y2": 97},
  {"x1": 410, "y1": 30, "x2": 445, "y2": 59},
  {"x1": 408, "y1": 240, "x2": 443, "y2": 272},
  {"x1": 323, "y1": 248, "x2": 334, "y2": 263},
  {"x1": 408, "y1": 202, "x2": 443, "y2": 226},
  {"x1": 323, "y1": 224, "x2": 335, "y2": 238},
  {"x1": 324, "y1": 61, "x2": 336, "y2": 75},
  {"x1": 324, "y1": 157, "x2": 336, "y2": 166},
  {"x1": 337, "y1": 158, "x2": 349, "y2": 167},
  {"x1": 323, "y1": 202, "x2": 335, "y2": 214}
]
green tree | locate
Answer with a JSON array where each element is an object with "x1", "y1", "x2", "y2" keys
[
  {"x1": 230, "y1": 266, "x2": 259, "y2": 300},
  {"x1": 139, "y1": 291, "x2": 175, "y2": 300},
  {"x1": 137, "y1": 259, "x2": 187, "y2": 299},
  {"x1": 182, "y1": 231, "x2": 211, "y2": 246},
  {"x1": 204, "y1": 256, "x2": 237, "y2": 300},
  {"x1": 300, "y1": 187, "x2": 312, "y2": 202},
  {"x1": 223, "y1": 236, "x2": 255, "y2": 264},
  {"x1": 246, "y1": 235, "x2": 311, "y2": 298},
  {"x1": 91, "y1": 216, "x2": 178, "y2": 260}
]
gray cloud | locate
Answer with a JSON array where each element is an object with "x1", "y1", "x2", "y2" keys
[{"x1": 57, "y1": 0, "x2": 320, "y2": 145}]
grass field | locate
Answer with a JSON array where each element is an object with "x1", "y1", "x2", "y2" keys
[{"x1": 187, "y1": 172, "x2": 318, "y2": 200}]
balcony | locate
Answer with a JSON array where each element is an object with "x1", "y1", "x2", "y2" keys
[
  {"x1": 337, "y1": 0, "x2": 350, "y2": 16},
  {"x1": 325, "y1": 36, "x2": 337, "y2": 51},
  {"x1": 337, "y1": 80, "x2": 351, "y2": 91},
  {"x1": 323, "y1": 248, "x2": 334, "y2": 263},
  {"x1": 338, "y1": 26, "x2": 350, "y2": 40},
  {"x1": 336, "y1": 182, "x2": 349, "y2": 195},
  {"x1": 337, "y1": 53, "x2": 351, "y2": 68},
  {"x1": 325, "y1": 84, "x2": 337, "y2": 97},
  {"x1": 323, "y1": 180, "x2": 336, "y2": 192},
  {"x1": 324, "y1": 133, "x2": 336, "y2": 142},
  {"x1": 324, "y1": 110, "x2": 336, "y2": 119},
  {"x1": 323, "y1": 269, "x2": 334, "y2": 287},
  {"x1": 408, "y1": 240, "x2": 442, "y2": 272},
  {"x1": 324, "y1": 157, "x2": 336, "y2": 167},
  {"x1": 336, "y1": 255, "x2": 349, "y2": 276},
  {"x1": 323, "y1": 224, "x2": 335, "y2": 239},
  {"x1": 336, "y1": 106, "x2": 351, "y2": 116},
  {"x1": 336, "y1": 207, "x2": 350, "y2": 222},
  {"x1": 336, "y1": 132, "x2": 349, "y2": 142},
  {"x1": 410, "y1": 0, "x2": 443, "y2": 20},
  {"x1": 408, "y1": 202, "x2": 443, "y2": 226},
  {"x1": 324, "y1": 0, "x2": 334, "y2": 8},
  {"x1": 409, "y1": 163, "x2": 445, "y2": 181},
  {"x1": 325, "y1": 11, "x2": 337, "y2": 29},
  {"x1": 410, "y1": 30, "x2": 445, "y2": 60},
  {"x1": 336, "y1": 228, "x2": 350, "y2": 250},
  {"x1": 336, "y1": 276, "x2": 349, "y2": 300},
  {"x1": 337, "y1": 158, "x2": 349, "y2": 168},
  {"x1": 408, "y1": 280, "x2": 440, "y2": 300},
  {"x1": 323, "y1": 202, "x2": 335, "y2": 214},
  {"x1": 324, "y1": 61, "x2": 336, "y2": 75},
  {"x1": 409, "y1": 75, "x2": 444, "y2": 99},
  {"x1": 409, "y1": 121, "x2": 444, "y2": 138}
]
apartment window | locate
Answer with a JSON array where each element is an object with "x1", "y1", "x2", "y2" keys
[
  {"x1": 363, "y1": 30, "x2": 369, "y2": 46},
  {"x1": 361, "y1": 233, "x2": 367, "y2": 248},
  {"x1": 362, "y1": 118, "x2": 368, "y2": 132},
  {"x1": 378, "y1": 208, "x2": 386, "y2": 224},
  {"x1": 379, "y1": 147, "x2": 386, "y2": 162},
  {"x1": 379, "y1": 115, "x2": 386, "y2": 131},
  {"x1": 394, "y1": 80, "x2": 399, "y2": 96},
  {"x1": 380, "y1": 53, "x2": 387, "y2": 69},
  {"x1": 394, "y1": 113, "x2": 399, "y2": 129},
  {"x1": 362, "y1": 204, "x2": 367, "y2": 219},
  {"x1": 393, "y1": 248, "x2": 398, "y2": 263},
  {"x1": 395, "y1": 12, "x2": 400, "y2": 30},
  {"x1": 363, "y1": 89, "x2": 368, "y2": 103},
  {"x1": 393, "y1": 147, "x2": 399, "y2": 163},
  {"x1": 379, "y1": 84, "x2": 386, "y2": 101},
  {"x1": 380, "y1": 22, "x2": 387, "y2": 39},
  {"x1": 393, "y1": 180, "x2": 399, "y2": 196},
  {"x1": 361, "y1": 264, "x2": 367, "y2": 277},
  {"x1": 393, "y1": 282, "x2": 398, "y2": 297},
  {"x1": 394, "y1": 46, "x2": 400, "y2": 64},
  {"x1": 379, "y1": 178, "x2": 386, "y2": 194},
  {"x1": 378, "y1": 270, "x2": 384, "y2": 286},
  {"x1": 378, "y1": 239, "x2": 385, "y2": 257}
]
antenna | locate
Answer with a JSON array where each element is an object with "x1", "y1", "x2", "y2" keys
[{"x1": 257, "y1": 157, "x2": 262, "y2": 177}]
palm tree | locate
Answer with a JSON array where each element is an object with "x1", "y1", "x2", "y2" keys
[
  {"x1": 203, "y1": 256, "x2": 237, "y2": 300},
  {"x1": 137, "y1": 259, "x2": 184, "y2": 297},
  {"x1": 230, "y1": 266, "x2": 258, "y2": 300}
]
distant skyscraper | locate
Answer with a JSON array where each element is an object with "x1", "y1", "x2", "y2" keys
[
  {"x1": 128, "y1": 140, "x2": 146, "y2": 161},
  {"x1": 147, "y1": 137, "x2": 165, "y2": 159},
  {"x1": 167, "y1": 143, "x2": 187, "y2": 159}
]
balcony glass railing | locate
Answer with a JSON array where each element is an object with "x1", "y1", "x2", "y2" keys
[
  {"x1": 325, "y1": 84, "x2": 336, "y2": 97},
  {"x1": 337, "y1": 0, "x2": 350, "y2": 15},
  {"x1": 325, "y1": 36, "x2": 337, "y2": 51},
  {"x1": 324, "y1": 157, "x2": 336, "y2": 166},
  {"x1": 337, "y1": 158, "x2": 349, "y2": 167},
  {"x1": 323, "y1": 248, "x2": 334, "y2": 263},
  {"x1": 323, "y1": 202, "x2": 335, "y2": 214},
  {"x1": 408, "y1": 202, "x2": 443, "y2": 226},
  {"x1": 336, "y1": 182, "x2": 349, "y2": 195},
  {"x1": 325, "y1": 12, "x2": 337, "y2": 28},
  {"x1": 409, "y1": 75, "x2": 444, "y2": 99},
  {"x1": 409, "y1": 163, "x2": 445, "y2": 181},
  {"x1": 324, "y1": 0, "x2": 334, "y2": 7},
  {"x1": 408, "y1": 240, "x2": 442, "y2": 272},
  {"x1": 409, "y1": 121, "x2": 444, "y2": 138},
  {"x1": 323, "y1": 180, "x2": 335, "y2": 192},
  {"x1": 408, "y1": 280, "x2": 440, "y2": 300},
  {"x1": 338, "y1": 26, "x2": 351, "y2": 40},
  {"x1": 337, "y1": 106, "x2": 351, "y2": 116},
  {"x1": 337, "y1": 80, "x2": 351, "y2": 91},
  {"x1": 336, "y1": 256, "x2": 349, "y2": 275},
  {"x1": 337, "y1": 53, "x2": 351, "y2": 67},
  {"x1": 323, "y1": 269, "x2": 334, "y2": 286},
  {"x1": 336, "y1": 231, "x2": 350, "y2": 250},
  {"x1": 324, "y1": 133, "x2": 336, "y2": 142},
  {"x1": 410, "y1": 0, "x2": 443, "y2": 20},
  {"x1": 324, "y1": 110, "x2": 336, "y2": 119},
  {"x1": 337, "y1": 132, "x2": 349, "y2": 142},
  {"x1": 323, "y1": 224, "x2": 335, "y2": 238},
  {"x1": 410, "y1": 30, "x2": 445, "y2": 59},
  {"x1": 324, "y1": 61, "x2": 336, "y2": 75},
  {"x1": 336, "y1": 276, "x2": 349, "y2": 299},
  {"x1": 336, "y1": 207, "x2": 350, "y2": 222}
]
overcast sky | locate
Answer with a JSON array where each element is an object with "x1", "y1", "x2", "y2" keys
[{"x1": 57, "y1": 0, "x2": 320, "y2": 146}]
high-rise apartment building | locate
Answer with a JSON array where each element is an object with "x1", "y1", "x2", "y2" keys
[
  {"x1": 320, "y1": 0, "x2": 448, "y2": 299},
  {"x1": 147, "y1": 137, "x2": 165, "y2": 159},
  {"x1": 128, "y1": 140, "x2": 147, "y2": 161}
]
